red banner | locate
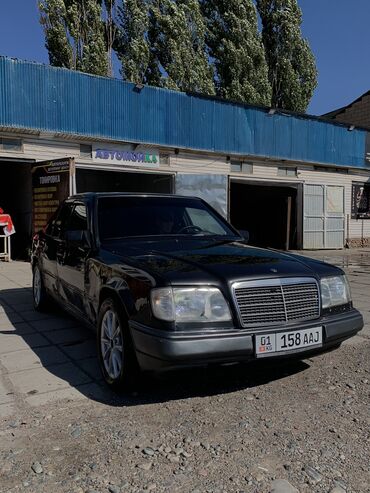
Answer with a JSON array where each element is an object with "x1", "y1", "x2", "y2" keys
[{"x1": 0, "y1": 212, "x2": 15, "y2": 236}]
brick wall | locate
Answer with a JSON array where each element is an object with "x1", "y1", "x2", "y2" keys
[{"x1": 333, "y1": 94, "x2": 370, "y2": 127}]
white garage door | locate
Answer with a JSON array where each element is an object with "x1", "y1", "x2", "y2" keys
[{"x1": 304, "y1": 184, "x2": 345, "y2": 249}]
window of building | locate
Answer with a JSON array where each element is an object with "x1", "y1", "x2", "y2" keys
[
  {"x1": 277, "y1": 166, "x2": 296, "y2": 177},
  {"x1": 0, "y1": 137, "x2": 23, "y2": 151},
  {"x1": 314, "y1": 166, "x2": 349, "y2": 174},
  {"x1": 230, "y1": 160, "x2": 253, "y2": 174},
  {"x1": 159, "y1": 153, "x2": 170, "y2": 165},
  {"x1": 79, "y1": 144, "x2": 92, "y2": 158}
]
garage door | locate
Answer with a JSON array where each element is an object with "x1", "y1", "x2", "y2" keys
[{"x1": 304, "y1": 184, "x2": 345, "y2": 249}]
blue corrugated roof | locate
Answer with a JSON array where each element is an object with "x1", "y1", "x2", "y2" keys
[{"x1": 0, "y1": 56, "x2": 368, "y2": 169}]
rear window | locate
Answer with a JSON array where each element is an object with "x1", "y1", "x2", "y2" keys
[{"x1": 98, "y1": 196, "x2": 235, "y2": 240}]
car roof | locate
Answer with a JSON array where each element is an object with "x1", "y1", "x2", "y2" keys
[{"x1": 69, "y1": 192, "x2": 203, "y2": 201}]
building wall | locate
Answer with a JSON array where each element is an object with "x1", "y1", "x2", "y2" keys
[
  {"x1": 332, "y1": 93, "x2": 370, "y2": 128},
  {"x1": 168, "y1": 150, "x2": 370, "y2": 246},
  {"x1": 1, "y1": 131, "x2": 370, "y2": 248}
]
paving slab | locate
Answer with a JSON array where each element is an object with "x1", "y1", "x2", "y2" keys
[
  {"x1": 0, "y1": 346, "x2": 69, "y2": 373},
  {"x1": 8, "y1": 362, "x2": 91, "y2": 395},
  {"x1": 0, "y1": 333, "x2": 50, "y2": 354},
  {"x1": 30, "y1": 317, "x2": 82, "y2": 333},
  {"x1": 0, "y1": 312, "x2": 23, "y2": 324},
  {"x1": 7, "y1": 303, "x2": 34, "y2": 313},
  {"x1": 61, "y1": 339, "x2": 96, "y2": 360},
  {"x1": 0, "y1": 304, "x2": 14, "y2": 314},
  {"x1": 17, "y1": 310, "x2": 52, "y2": 322},
  {"x1": 0, "y1": 322, "x2": 36, "y2": 335},
  {"x1": 44, "y1": 327, "x2": 92, "y2": 346},
  {"x1": 77, "y1": 357, "x2": 103, "y2": 381},
  {"x1": 0, "y1": 402, "x2": 17, "y2": 418},
  {"x1": 0, "y1": 381, "x2": 14, "y2": 405},
  {"x1": 2, "y1": 297, "x2": 34, "y2": 308}
]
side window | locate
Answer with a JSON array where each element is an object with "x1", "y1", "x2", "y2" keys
[
  {"x1": 45, "y1": 207, "x2": 61, "y2": 236},
  {"x1": 46, "y1": 203, "x2": 73, "y2": 238},
  {"x1": 65, "y1": 203, "x2": 87, "y2": 231}
]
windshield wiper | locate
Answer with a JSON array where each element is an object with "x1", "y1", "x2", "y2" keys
[{"x1": 193, "y1": 235, "x2": 242, "y2": 248}]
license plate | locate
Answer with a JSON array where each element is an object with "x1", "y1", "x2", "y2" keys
[{"x1": 255, "y1": 327, "x2": 323, "y2": 357}]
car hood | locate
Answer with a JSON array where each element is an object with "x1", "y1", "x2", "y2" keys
[{"x1": 102, "y1": 238, "x2": 341, "y2": 285}]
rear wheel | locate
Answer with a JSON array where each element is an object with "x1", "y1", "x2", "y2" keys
[
  {"x1": 97, "y1": 298, "x2": 140, "y2": 391},
  {"x1": 32, "y1": 264, "x2": 49, "y2": 311}
]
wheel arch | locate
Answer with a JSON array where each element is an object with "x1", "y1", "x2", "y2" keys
[{"x1": 98, "y1": 287, "x2": 130, "y2": 322}]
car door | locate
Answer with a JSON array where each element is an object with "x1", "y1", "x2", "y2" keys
[
  {"x1": 56, "y1": 200, "x2": 90, "y2": 313},
  {"x1": 40, "y1": 202, "x2": 73, "y2": 297}
]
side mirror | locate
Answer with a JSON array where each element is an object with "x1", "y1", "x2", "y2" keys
[
  {"x1": 65, "y1": 230, "x2": 91, "y2": 248},
  {"x1": 239, "y1": 230, "x2": 249, "y2": 243}
]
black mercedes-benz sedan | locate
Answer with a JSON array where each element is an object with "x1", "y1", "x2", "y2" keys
[{"x1": 31, "y1": 193, "x2": 363, "y2": 390}]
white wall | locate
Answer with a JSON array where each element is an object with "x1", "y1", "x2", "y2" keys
[{"x1": 1, "y1": 130, "x2": 370, "y2": 246}]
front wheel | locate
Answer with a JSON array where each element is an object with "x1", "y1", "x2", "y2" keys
[
  {"x1": 97, "y1": 298, "x2": 140, "y2": 391},
  {"x1": 32, "y1": 264, "x2": 49, "y2": 311}
]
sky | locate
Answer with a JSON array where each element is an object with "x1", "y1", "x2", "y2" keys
[{"x1": 0, "y1": 0, "x2": 369, "y2": 116}]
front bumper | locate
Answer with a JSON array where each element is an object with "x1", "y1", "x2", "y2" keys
[{"x1": 129, "y1": 309, "x2": 364, "y2": 372}]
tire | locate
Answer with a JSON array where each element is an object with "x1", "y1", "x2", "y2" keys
[
  {"x1": 32, "y1": 264, "x2": 49, "y2": 311},
  {"x1": 97, "y1": 297, "x2": 140, "y2": 391}
]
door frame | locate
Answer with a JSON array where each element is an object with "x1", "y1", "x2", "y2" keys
[
  {"x1": 228, "y1": 177, "x2": 304, "y2": 250},
  {"x1": 73, "y1": 163, "x2": 176, "y2": 195}
]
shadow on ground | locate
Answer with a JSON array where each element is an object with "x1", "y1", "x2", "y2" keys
[{"x1": 0, "y1": 287, "x2": 310, "y2": 408}]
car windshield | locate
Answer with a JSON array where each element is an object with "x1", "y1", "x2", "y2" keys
[{"x1": 98, "y1": 196, "x2": 237, "y2": 240}]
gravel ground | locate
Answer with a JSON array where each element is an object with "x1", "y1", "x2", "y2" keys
[
  {"x1": 1, "y1": 342, "x2": 369, "y2": 493},
  {"x1": 1, "y1": 251, "x2": 370, "y2": 493}
]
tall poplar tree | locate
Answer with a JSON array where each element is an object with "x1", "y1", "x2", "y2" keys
[
  {"x1": 150, "y1": 0, "x2": 215, "y2": 94},
  {"x1": 39, "y1": 0, "x2": 109, "y2": 76},
  {"x1": 256, "y1": 0, "x2": 317, "y2": 112},
  {"x1": 102, "y1": 0, "x2": 118, "y2": 77},
  {"x1": 38, "y1": 0, "x2": 73, "y2": 68},
  {"x1": 202, "y1": 0, "x2": 271, "y2": 105},
  {"x1": 115, "y1": 0, "x2": 156, "y2": 84}
]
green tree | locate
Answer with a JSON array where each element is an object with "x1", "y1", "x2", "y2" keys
[
  {"x1": 256, "y1": 0, "x2": 317, "y2": 111},
  {"x1": 202, "y1": 0, "x2": 271, "y2": 105},
  {"x1": 39, "y1": 0, "x2": 73, "y2": 68},
  {"x1": 115, "y1": 0, "x2": 155, "y2": 84},
  {"x1": 102, "y1": 0, "x2": 118, "y2": 77},
  {"x1": 151, "y1": 0, "x2": 215, "y2": 94},
  {"x1": 39, "y1": 0, "x2": 109, "y2": 76}
]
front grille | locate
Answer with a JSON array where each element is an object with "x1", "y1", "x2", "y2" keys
[{"x1": 233, "y1": 278, "x2": 320, "y2": 327}]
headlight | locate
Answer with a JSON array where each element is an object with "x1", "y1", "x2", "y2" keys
[
  {"x1": 320, "y1": 275, "x2": 351, "y2": 309},
  {"x1": 150, "y1": 287, "x2": 232, "y2": 323}
]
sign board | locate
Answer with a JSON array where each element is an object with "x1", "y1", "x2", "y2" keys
[
  {"x1": 92, "y1": 144, "x2": 159, "y2": 168},
  {"x1": 351, "y1": 182, "x2": 370, "y2": 219},
  {"x1": 32, "y1": 158, "x2": 74, "y2": 232}
]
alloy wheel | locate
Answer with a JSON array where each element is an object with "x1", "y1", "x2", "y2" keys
[
  {"x1": 33, "y1": 267, "x2": 41, "y2": 307},
  {"x1": 100, "y1": 309, "x2": 124, "y2": 380}
]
